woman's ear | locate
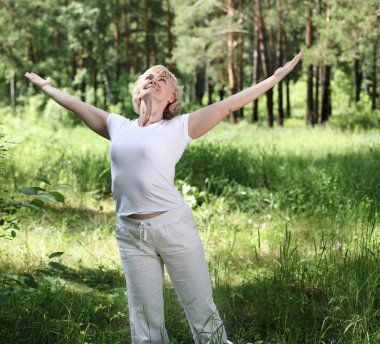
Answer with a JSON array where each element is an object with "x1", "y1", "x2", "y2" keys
[{"x1": 168, "y1": 93, "x2": 175, "y2": 104}]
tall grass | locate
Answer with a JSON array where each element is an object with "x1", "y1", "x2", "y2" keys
[{"x1": 1, "y1": 107, "x2": 379, "y2": 343}]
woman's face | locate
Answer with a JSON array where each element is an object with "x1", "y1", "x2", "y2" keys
[{"x1": 139, "y1": 69, "x2": 175, "y2": 105}]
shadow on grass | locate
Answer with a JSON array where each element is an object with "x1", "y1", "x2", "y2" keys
[{"x1": 2, "y1": 237, "x2": 380, "y2": 344}]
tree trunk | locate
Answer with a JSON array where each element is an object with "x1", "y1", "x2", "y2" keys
[
  {"x1": 195, "y1": 64, "x2": 204, "y2": 105},
  {"x1": 276, "y1": 0, "x2": 284, "y2": 126},
  {"x1": 10, "y1": 70, "x2": 16, "y2": 115},
  {"x1": 320, "y1": 65, "x2": 331, "y2": 122},
  {"x1": 321, "y1": 3, "x2": 332, "y2": 121},
  {"x1": 92, "y1": 65, "x2": 97, "y2": 106},
  {"x1": 151, "y1": 33, "x2": 157, "y2": 65},
  {"x1": 227, "y1": 0, "x2": 238, "y2": 123},
  {"x1": 354, "y1": 58, "x2": 362, "y2": 102},
  {"x1": 266, "y1": 0, "x2": 275, "y2": 127},
  {"x1": 28, "y1": 38, "x2": 35, "y2": 64},
  {"x1": 166, "y1": 0, "x2": 177, "y2": 72},
  {"x1": 256, "y1": 0, "x2": 273, "y2": 127},
  {"x1": 306, "y1": 4, "x2": 315, "y2": 126},
  {"x1": 144, "y1": 0, "x2": 152, "y2": 69},
  {"x1": 286, "y1": 77, "x2": 291, "y2": 118},
  {"x1": 71, "y1": 51, "x2": 77, "y2": 82},
  {"x1": 208, "y1": 82, "x2": 213, "y2": 105},
  {"x1": 205, "y1": 60, "x2": 213, "y2": 105},
  {"x1": 80, "y1": 56, "x2": 87, "y2": 103},
  {"x1": 123, "y1": 2, "x2": 131, "y2": 75},
  {"x1": 315, "y1": 0, "x2": 321, "y2": 123},
  {"x1": 219, "y1": 87, "x2": 225, "y2": 101},
  {"x1": 54, "y1": 30, "x2": 59, "y2": 49},
  {"x1": 114, "y1": 0, "x2": 121, "y2": 82},
  {"x1": 238, "y1": 0, "x2": 244, "y2": 119},
  {"x1": 104, "y1": 72, "x2": 114, "y2": 108},
  {"x1": 372, "y1": 39, "x2": 378, "y2": 111},
  {"x1": 315, "y1": 65, "x2": 319, "y2": 123},
  {"x1": 282, "y1": 29, "x2": 291, "y2": 118},
  {"x1": 252, "y1": 4, "x2": 260, "y2": 123}
]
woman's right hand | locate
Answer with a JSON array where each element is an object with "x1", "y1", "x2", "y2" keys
[{"x1": 24, "y1": 72, "x2": 52, "y2": 90}]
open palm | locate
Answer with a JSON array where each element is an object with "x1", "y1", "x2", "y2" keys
[
  {"x1": 24, "y1": 72, "x2": 51, "y2": 89},
  {"x1": 274, "y1": 50, "x2": 303, "y2": 80}
]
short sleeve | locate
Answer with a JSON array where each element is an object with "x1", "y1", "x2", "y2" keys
[
  {"x1": 106, "y1": 113, "x2": 132, "y2": 140},
  {"x1": 178, "y1": 113, "x2": 193, "y2": 143}
]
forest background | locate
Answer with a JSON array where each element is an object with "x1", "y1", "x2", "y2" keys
[{"x1": 1, "y1": 0, "x2": 380, "y2": 343}]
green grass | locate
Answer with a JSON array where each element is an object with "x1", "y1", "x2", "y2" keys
[{"x1": 1, "y1": 106, "x2": 380, "y2": 343}]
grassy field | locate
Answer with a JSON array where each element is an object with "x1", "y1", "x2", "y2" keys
[{"x1": 1, "y1": 106, "x2": 380, "y2": 343}]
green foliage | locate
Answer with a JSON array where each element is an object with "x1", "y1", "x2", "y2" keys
[
  {"x1": 330, "y1": 108, "x2": 380, "y2": 132},
  {"x1": 1, "y1": 110, "x2": 380, "y2": 342}
]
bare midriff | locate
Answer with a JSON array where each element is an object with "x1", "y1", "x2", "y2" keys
[{"x1": 127, "y1": 210, "x2": 167, "y2": 219}]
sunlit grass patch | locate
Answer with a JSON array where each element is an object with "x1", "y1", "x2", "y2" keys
[{"x1": 1, "y1": 108, "x2": 380, "y2": 343}]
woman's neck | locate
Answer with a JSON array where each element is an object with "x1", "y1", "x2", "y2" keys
[{"x1": 139, "y1": 97, "x2": 166, "y2": 126}]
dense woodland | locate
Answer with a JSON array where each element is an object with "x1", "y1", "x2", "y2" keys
[
  {"x1": 1, "y1": 2, "x2": 380, "y2": 343},
  {"x1": 0, "y1": 0, "x2": 379, "y2": 126}
]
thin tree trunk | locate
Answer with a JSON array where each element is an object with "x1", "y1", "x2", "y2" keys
[
  {"x1": 286, "y1": 77, "x2": 291, "y2": 118},
  {"x1": 123, "y1": 2, "x2": 130, "y2": 74},
  {"x1": 151, "y1": 33, "x2": 157, "y2": 65},
  {"x1": 98, "y1": 3, "x2": 107, "y2": 108},
  {"x1": 321, "y1": 3, "x2": 332, "y2": 121},
  {"x1": 227, "y1": 0, "x2": 238, "y2": 123},
  {"x1": 238, "y1": 0, "x2": 244, "y2": 119},
  {"x1": 81, "y1": 56, "x2": 87, "y2": 103},
  {"x1": 372, "y1": 39, "x2": 378, "y2": 111},
  {"x1": 282, "y1": 29, "x2": 291, "y2": 118},
  {"x1": 71, "y1": 51, "x2": 77, "y2": 82},
  {"x1": 28, "y1": 38, "x2": 35, "y2": 64},
  {"x1": 92, "y1": 65, "x2": 97, "y2": 106},
  {"x1": 195, "y1": 65, "x2": 204, "y2": 105},
  {"x1": 208, "y1": 82, "x2": 213, "y2": 105},
  {"x1": 166, "y1": 0, "x2": 177, "y2": 72},
  {"x1": 10, "y1": 70, "x2": 16, "y2": 115},
  {"x1": 144, "y1": 0, "x2": 151, "y2": 68},
  {"x1": 114, "y1": 0, "x2": 121, "y2": 82},
  {"x1": 276, "y1": 0, "x2": 284, "y2": 126},
  {"x1": 306, "y1": 4, "x2": 315, "y2": 126},
  {"x1": 104, "y1": 72, "x2": 114, "y2": 108},
  {"x1": 321, "y1": 65, "x2": 331, "y2": 121},
  {"x1": 354, "y1": 58, "x2": 362, "y2": 102},
  {"x1": 54, "y1": 30, "x2": 59, "y2": 49},
  {"x1": 219, "y1": 87, "x2": 225, "y2": 101},
  {"x1": 257, "y1": 0, "x2": 273, "y2": 127},
  {"x1": 315, "y1": 65, "x2": 319, "y2": 123},
  {"x1": 315, "y1": 0, "x2": 321, "y2": 122},
  {"x1": 252, "y1": 5, "x2": 260, "y2": 123},
  {"x1": 205, "y1": 60, "x2": 209, "y2": 104},
  {"x1": 265, "y1": 0, "x2": 274, "y2": 127}
]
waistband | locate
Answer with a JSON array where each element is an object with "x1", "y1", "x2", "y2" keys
[{"x1": 117, "y1": 201, "x2": 190, "y2": 227}]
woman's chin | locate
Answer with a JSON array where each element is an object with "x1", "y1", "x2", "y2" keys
[{"x1": 140, "y1": 92, "x2": 163, "y2": 102}]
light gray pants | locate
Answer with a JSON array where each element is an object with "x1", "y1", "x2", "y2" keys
[{"x1": 115, "y1": 201, "x2": 232, "y2": 344}]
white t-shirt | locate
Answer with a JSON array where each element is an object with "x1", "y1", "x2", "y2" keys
[{"x1": 106, "y1": 113, "x2": 193, "y2": 216}]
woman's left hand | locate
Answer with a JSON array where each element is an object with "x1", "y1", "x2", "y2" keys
[{"x1": 273, "y1": 50, "x2": 303, "y2": 80}]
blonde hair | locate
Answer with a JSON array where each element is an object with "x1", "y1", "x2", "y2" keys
[{"x1": 132, "y1": 65, "x2": 183, "y2": 120}]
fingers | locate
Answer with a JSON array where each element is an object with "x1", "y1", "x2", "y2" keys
[
  {"x1": 283, "y1": 50, "x2": 303, "y2": 69},
  {"x1": 274, "y1": 50, "x2": 303, "y2": 78}
]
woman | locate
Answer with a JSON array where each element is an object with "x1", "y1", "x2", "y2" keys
[{"x1": 25, "y1": 50, "x2": 303, "y2": 344}]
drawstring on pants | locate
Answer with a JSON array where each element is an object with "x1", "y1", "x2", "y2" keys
[{"x1": 137, "y1": 222, "x2": 149, "y2": 250}]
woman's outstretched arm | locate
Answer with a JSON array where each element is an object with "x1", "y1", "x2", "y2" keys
[
  {"x1": 24, "y1": 73, "x2": 110, "y2": 140},
  {"x1": 188, "y1": 50, "x2": 303, "y2": 139}
]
